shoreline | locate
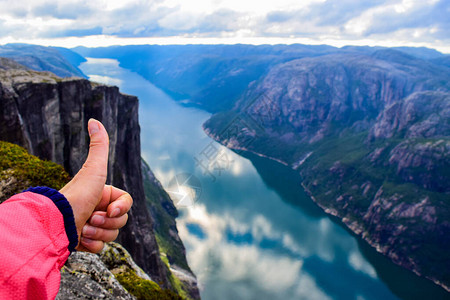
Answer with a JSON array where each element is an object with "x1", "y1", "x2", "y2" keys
[{"x1": 203, "y1": 126, "x2": 450, "y2": 293}]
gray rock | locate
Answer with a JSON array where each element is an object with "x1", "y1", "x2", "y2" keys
[
  {"x1": 388, "y1": 139, "x2": 450, "y2": 192},
  {"x1": 100, "y1": 242, "x2": 153, "y2": 282},
  {"x1": 57, "y1": 251, "x2": 134, "y2": 300},
  {"x1": 370, "y1": 91, "x2": 450, "y2": 140}
]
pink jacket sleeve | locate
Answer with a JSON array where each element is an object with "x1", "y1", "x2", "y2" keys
[{"x1": 0, "y1": 189, "x2": 77, "y2": 299}]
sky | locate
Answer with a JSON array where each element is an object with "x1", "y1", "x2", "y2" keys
[{"x1": 0, "y1": 0, "x2": 449, "y2": 53}]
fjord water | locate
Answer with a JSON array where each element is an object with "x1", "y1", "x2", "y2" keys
[{"x1": 80, "y1": 58, "x2": 444, "y2": 300}]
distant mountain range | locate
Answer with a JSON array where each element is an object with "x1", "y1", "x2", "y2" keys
[
  {"x1": 71, "y1": 44, "x2": 450, "y2": 292},
  {"x1": 73, "y1": 44, "x2": 448, "y2": 112},
  {"x1": 0, "y1": 43, "x2": 86, "y2": 78}
]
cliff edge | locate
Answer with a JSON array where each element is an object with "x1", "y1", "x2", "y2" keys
[{"x1": 0, "y1": 57, "x2": 199, "y2": 299}]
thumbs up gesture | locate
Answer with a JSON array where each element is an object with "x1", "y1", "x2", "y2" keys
[{"x1": 59, "y1": 119, "x2": 133, "y2": 253}]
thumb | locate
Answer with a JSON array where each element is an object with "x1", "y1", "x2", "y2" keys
[
  {"x1": 76, "y1": 119, "x2": 109, "y2": 194},
  {"x1": 60, "y1": 119, "x2": 109, "y2": 238}
]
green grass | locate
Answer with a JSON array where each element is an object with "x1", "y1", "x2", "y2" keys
[
  {"x1": 154, "y1": 245, "x2": 190, "y2": 300},
  {"x1": 115, "y1": 269, "x2": 183, "y2": 300},
  {"x1": 0, "y1": 141, "x2": 70, "y2": 198}
]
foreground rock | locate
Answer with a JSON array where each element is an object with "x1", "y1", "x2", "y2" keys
[
  {"x1": 58, "y1": 243, "x2": 183, "y2": 300},
  {"x1": 58, "y1": 249, "x2": 133, "y2": 300}
]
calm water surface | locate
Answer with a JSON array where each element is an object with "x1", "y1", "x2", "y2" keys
[{"x1": 80, "y1": 58, "x2": 447, "y2": 300}]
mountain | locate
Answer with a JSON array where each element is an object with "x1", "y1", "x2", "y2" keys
[
  {"x1": 431, "y1": 55, "x2": 450, "y2": 69},
  {"x1": 73, "y1": 44, "x2": 340, "y2": 112},
  {"x1": 391, "y1": 47, "x2": 446, "y2": 60},
  {"x1": 0, "y1": 44, "x2": 86, "y2": 78},
  {"x1": 72, "y1": 44, "x2": 446, "y2": 114},
  {"x1": 0, "y1": 56, "x2": 199, "y2": 299},
  {"x1": 52, "y1": 46, "x2": 88, "y2": 71},
  {"x1": 203, "y1": 50, "x2": 450, "y2": 292}
]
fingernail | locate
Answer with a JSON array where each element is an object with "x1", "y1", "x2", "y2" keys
[
  {"x1": 88, "y1": 119, "x2": 99, "y2": 135},
  {"x1": 91, "y1": 215, "x2": 105, "y2": 226},
  {"x1": 82, "y1": 225, "x2": 96, "y2": 237},
  {"x1": 81, "y1": 237, "x2": 94, "y2": 244},
  {"x1": 109, "y1": 208, "x2": 120, "y2": 218}
]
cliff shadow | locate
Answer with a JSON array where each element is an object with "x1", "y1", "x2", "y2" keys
[
  {"x1": 241, "y1": 150, "x2": 449, "y2": 299},
  {"x1": 356, "y1": 238, "x2": 450, "y2": 299},
  {"x1": 326, "y1": 212, "x2": 450, "y2": 299},
  {"x1": 239, "y1": 150, "x2": 327, "y2": 219}
]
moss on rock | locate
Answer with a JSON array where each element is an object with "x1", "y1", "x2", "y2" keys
[
  {"x1": 116, "y1": 269, "x2": 182, "y2": 300},
  {"x1": 100, "y1": 243, "x2": 184, "y2": 300},
  {"x1": 0, "y1": 141, "x2": 70, "y2": 202}
]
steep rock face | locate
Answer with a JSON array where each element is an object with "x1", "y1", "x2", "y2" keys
[
  {"x1": 368, "y1": 91, "x2": 450, "y2": 193},
  {"x1": 370, "y1": 91, "x2": 450, "y2": 140},
  {"x1": 387, "y1": 139, "x2": 450, "y2": 192},
  {"x1": 142, "y1": 160, "x2": 200, "y2": 299},
  {"x1": 228, "y1": 53, "x2": 448, "y2": 145},
  {"x1": 204, "y1": 52, "x2": 450, "y2": 292},
  {"x1": 0, "y1": 67, "x2": 170, "y2": 287}
]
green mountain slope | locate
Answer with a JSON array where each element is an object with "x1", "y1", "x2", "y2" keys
[{"x1": 203, "y1": 51, "x2": 450, "y2": 292}]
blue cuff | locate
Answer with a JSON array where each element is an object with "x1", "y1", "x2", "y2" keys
[{"x1": 25, "y1": 186, "x2": 78, "y2": 253}]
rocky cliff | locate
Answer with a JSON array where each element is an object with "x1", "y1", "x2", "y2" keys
[
  {"x1": 0, "y1": 57, "x2": 199, "y2": 298},
  {"x1": 203, "y1": 50, "x2": 450, "y2": 292},
  {"x1": 142, "y1": 160, "x2": 200, "y2": 300}
]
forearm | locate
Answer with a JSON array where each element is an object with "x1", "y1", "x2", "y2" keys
[{"x1": 0, "y1": 189, "x2": 77, "y2": 299}]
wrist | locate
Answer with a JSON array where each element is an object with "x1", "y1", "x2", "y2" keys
[{"x1": 25, "y1": 186, "x2": 79, "y2": 252}]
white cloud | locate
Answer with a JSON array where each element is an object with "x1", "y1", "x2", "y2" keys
[
  {"x1": 348, "y1": 251, "x2": 377, "y2": 279},
  {"x1": 87, "y1": 74, "x2": 123, "y2": 87},
  {"x1": 0, "y1": 0, "x2": 448, "y2": 53},
  {"x1": 177, "y1": 204, "x2": 332, "y2": 299},
  {"x1": 158, "y1": 11, "x2": 201, "y2": 31},
  {"x1": 175, "y1": 203, "x2": 383, "y2": 298}
]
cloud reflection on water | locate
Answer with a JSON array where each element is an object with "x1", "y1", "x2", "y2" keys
[
  {"x1": 177, "y1": 203, "x2": 385, "y2": 299},
  {"x1": 178, "y1": 204, "x2": 331, "y2": 300}
]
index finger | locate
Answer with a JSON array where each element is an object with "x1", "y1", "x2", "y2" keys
[{"x1": 100, "y1": 185, "x2": 133, "y2": 218}]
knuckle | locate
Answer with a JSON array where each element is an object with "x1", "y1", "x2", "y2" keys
[
  {"x1": 117, "y1": 214, "x2": 128, "y2": 228},
  {"x1": 90, "y1": 137, "x2": 109, "y2": 147},
  {"x1": 126, "y1": 193, "x2": 133, "y2": 207},
  {"x1": 107, "y1": 230, "x2": 119, "y2": 242},
  {"x1": 94, "y1": 242, "x2": 105, "y2": 253}
]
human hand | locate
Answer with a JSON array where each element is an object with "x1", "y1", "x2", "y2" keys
[
  {"x1": 78, "y1": 185, "x2": 132, "y2": 253},
  {"x1": 59, "y1": 119, "x2": 132, "y2": 253}
]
